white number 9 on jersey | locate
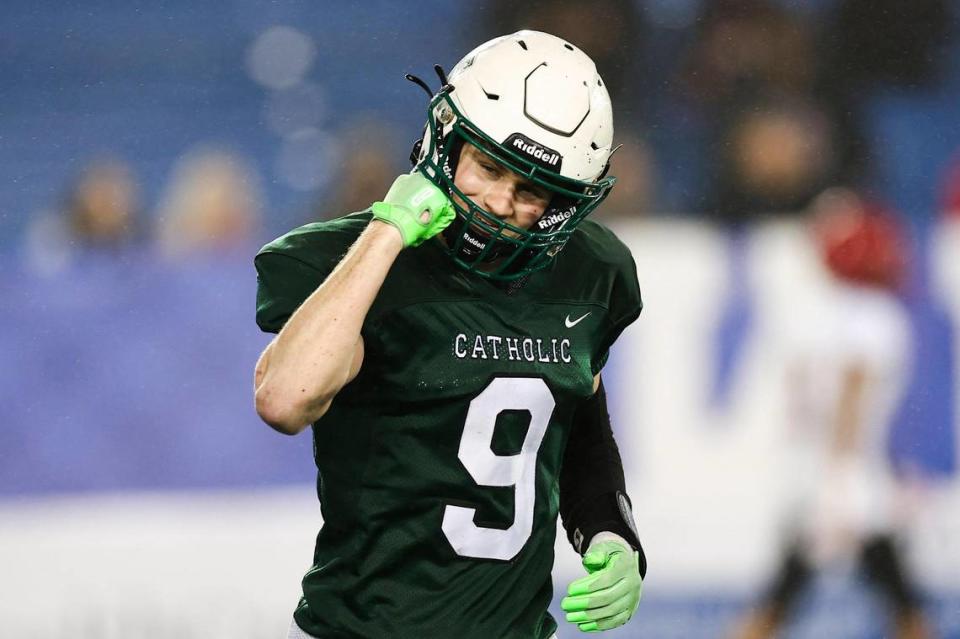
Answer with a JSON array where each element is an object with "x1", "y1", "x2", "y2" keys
[{"x1": 441, "y1": 377, "x2": 556, "y2": 561}]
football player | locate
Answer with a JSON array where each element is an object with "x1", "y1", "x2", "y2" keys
[
  {"x1": 730, "y1": 189, "x2": 933, "y2": 639},
  {"x1": 254, "y1": 31, "x2": 646, "y2": 639}
]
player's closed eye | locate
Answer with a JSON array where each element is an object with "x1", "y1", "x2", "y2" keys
[
  {"x1": 478, "y1": 159, "x2": 502, "y2": 177},
  {"x1": 477, "y1": 155, "x2": 549, "y2": 201}
]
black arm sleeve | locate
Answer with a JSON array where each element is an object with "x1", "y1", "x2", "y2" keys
[{"x1": 559, "y1": 379, "x2": 647, "y2": 578}]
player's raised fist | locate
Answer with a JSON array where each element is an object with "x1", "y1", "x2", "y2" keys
[{"x1": 371, "y1": 173, "x2": 455, "y2": 248}]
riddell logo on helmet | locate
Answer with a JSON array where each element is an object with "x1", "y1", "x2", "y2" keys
[
  {"x1": 503, "y1": 133, "x2": 563, "y2": 171},
  {"x1": 512, "y1": 138, "x2": 560, "y2": 166},
  {"x1": 537, "y1": 206, "x2": 575, "y2": 229}
]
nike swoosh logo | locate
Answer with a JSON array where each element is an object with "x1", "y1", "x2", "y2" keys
[{"x1": 565, "y1": 312, "x2": 591, "y2": 328}]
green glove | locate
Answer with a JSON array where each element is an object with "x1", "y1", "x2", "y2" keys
[
  {"x1": 371, "y1": 173, "x2": 455, "y2": 248},
  {"x1": 561, "y1": 537, "x2": 643, "y2": 633}
]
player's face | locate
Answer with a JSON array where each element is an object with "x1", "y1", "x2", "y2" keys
[{"x1": 452, "y1": 143, "x2": 551, "y2": 233}]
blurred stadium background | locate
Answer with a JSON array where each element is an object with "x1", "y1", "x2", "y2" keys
[{"x1": 2, "y1": 1, "x2": 959, "y2": 637}]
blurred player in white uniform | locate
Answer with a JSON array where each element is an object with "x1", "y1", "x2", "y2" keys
[{"x1": 733, "y1": 189, "x2": 934, "y2": 639}]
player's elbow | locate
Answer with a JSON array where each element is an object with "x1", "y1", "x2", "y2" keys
[{"x1": 254, "y1": 384, "x2": 324, "y2": 435}]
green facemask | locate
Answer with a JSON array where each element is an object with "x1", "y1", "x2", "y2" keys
[{"x1": 415, "y1": 91, "x2": 617, "y2": 282}]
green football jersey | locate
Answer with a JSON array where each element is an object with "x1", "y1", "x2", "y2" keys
[{"x1": 255, "y1": 211, "x2": 642, "y2": 639}]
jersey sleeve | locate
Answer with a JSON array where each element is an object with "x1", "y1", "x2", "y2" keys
[
  {"x1": 254, "y1": 214, "x2": 369, "y2": 334},
  {"x1": 592, "y1": 240, "x2": 643, "y2": 375},
  {"x1": 255, "y1": 252, "x2": 328, "y2": 334}
]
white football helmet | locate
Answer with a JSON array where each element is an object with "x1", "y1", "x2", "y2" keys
[{"x1": 410, "y1": 30, "x2": 617, "y2": 280}]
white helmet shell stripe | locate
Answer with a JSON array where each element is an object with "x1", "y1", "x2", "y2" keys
[{"x1": 445, "y1": 30, "x2": 613, "y2": 182}]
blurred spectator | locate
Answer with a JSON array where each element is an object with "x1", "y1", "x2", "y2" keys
[
  {"x1": 679, "y1": 1, "x2": 840, "y2": 222},
  {"x1": 822, "y1": 0, "x2": 951, "y2": 91},
  {"x1": 156, "y1": 148, "x2": 262, "y2": 256},
  {"x1": 712, "y1": 98, "x2": 834, "y2": 223},
  {"x1": 676, "y1": 0, "x2": 952, "y2": 221},
  {"x1": 24, "y1": 157, "x2": 142, "y2": 275},
  {"x1": 66, "y1": 160, "x2": 140, "y2": 247},
  {"x1": 682, "y1": 0, "x2": 816, "y2": 111},
  {"x1": 310, "y1": 116, "x2": 405, "y2": 221},
  {"x1": 729, "y1": 188, "x2": 933, "y2": 639},
  {"x1": 816, "y1": 0, "x2": 953, "y2": 187}
]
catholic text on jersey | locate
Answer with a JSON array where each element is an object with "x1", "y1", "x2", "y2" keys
[{"x1": 453, "y1": 332, "x2": 573, "y2": 364}]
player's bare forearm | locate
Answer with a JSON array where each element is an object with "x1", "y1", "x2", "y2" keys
[
  {"x1": 255, "y1": 221, "x2": 402, "y2": 433},
  {"x1": 255, "y1": 173, "x2": 453, "y2": 433}
]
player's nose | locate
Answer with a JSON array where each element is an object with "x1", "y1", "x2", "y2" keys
[{"x1": 482, "y1": 180, "x2": 515, "y2": 219}]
